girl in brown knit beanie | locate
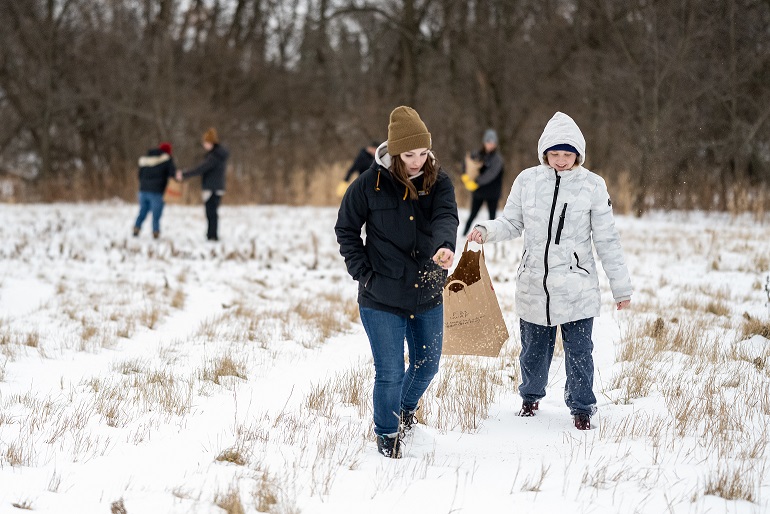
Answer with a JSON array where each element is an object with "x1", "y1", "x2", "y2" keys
[{"x1": 335, "y1": 106, "x2": 459, "y2": 458}]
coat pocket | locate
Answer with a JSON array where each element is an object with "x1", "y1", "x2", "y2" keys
[
  {"x1": 516, "y1": 249, "x2": 529, "y2": 278},
  {"x1": 554, "y1": 203, "x2": 567, "y2": 245},
  {"x1": 369, "y1": 196, "x2": 398, "y2": 211},
  {"x1": 369, "y1": 195, "x2": 399, "y2": 232},
  {"x1": 570, "y1": 251, "x2": 591, "y2": 275}
]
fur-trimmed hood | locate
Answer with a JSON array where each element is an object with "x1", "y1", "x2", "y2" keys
[{"x1": 138, "y1": 152, "x2": 171, "y2": 168}]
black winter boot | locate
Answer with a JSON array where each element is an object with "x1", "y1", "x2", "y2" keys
[
  {"x1": 399, "y1": 409, "x2": 418, "y2": 437},
  {"x1": 376, "y1": 434, "x2": 402, "y2": 459},
  {"x1": 574, "y1": 413, "x2": 591, "y2": 430},
  {"x1": 519, "y1": 401, "x2": 539, "y2": 417}
]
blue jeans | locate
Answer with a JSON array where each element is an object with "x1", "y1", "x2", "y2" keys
[
  {"x1": 519, "y1": 317, "x2": 597, "y2": 416},
  {"x1": 359, "y1": 305, "x2": 443, "y2": 436},
  {"x1": 134, "y1": 191, "x2": 165, "y2": 234}
]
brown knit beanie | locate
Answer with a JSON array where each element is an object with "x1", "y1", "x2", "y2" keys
[
  {"x1": 387, "y1": 106, "x2": 431, "y2": 156},
  {"x1": 202, "y1": 127, "x2": 219, "y2": 145}
]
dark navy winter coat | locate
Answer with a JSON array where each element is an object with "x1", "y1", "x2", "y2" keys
[
  {"x1": 183, "y1": 144, "x2": 229, "y2": 191},
  {"x1": 335, "y1": 145, "x2": 459, "y2": 317},
  {"x1": 138, "y1": 149, "x2": 176, "y2": 193}
]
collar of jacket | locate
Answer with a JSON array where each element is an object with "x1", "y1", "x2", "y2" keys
[
  {"x1": 540, "y1": 164, "x2": 584, "y2": 182},
  {"x1": 138, "y1": 154, "x2": 170, "y2": 167}
]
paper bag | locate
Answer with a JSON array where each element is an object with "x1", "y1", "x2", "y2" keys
[
  {"x1": 163, "y1": 180, "x2": 184, "y2": 204},
  {"x1": 442, "y1": 242, "x2": 509, "y2": 356},
  {"x1": 464, "y1": 153, "x2": 482, "y2": 181}
]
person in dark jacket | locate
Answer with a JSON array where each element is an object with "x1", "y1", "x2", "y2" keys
[
  {"x1": 461, "y1": 129, "x2": 504, "y2": 235},
  {"x1": 336, "y1": 142, "x2": 378, "y2": 198},
  {"x1": 335, "y1": 106, "x2": 459, "y2": 459},
  {"x1": 133, "y1": 141, "x2": 176, "y2": 239},
  {"x1": 178, "y1": 128, "x2": 229, "y2": 241}
]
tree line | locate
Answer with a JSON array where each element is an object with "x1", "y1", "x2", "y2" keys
[{"x1": 1, "y1": 0, "x2": 768, "y2": 214}]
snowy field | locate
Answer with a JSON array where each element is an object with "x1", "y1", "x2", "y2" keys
[{"x1": 0, "y1": 202, "x2": 769, "y2": 514}]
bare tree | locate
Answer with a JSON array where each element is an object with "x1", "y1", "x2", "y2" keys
[{"x1": 0, "y1": 0, "x2": 766, "y2": 209}]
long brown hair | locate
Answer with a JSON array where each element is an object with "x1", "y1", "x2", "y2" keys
[{"x1": 390, "y1": 152, "x2": 440, "y2": 200}]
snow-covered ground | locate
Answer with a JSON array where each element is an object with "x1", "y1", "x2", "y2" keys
[{"x1": 0, "y1": 202, "x2": 768, "y2": 514}]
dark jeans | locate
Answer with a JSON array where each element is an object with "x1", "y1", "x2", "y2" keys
[
  {"x1": 519, "y1": 317, "x2": 597, "y2": 416},
  {"x1": 463, "y1": 195, "x2": 499, "y2": 234},
  {"x1": 134, "y1": 191, "x2": 164, "y2": 234},
  {"x1": 205, "y1": 193, "x2": 221, "y2": 240},
  {"x1": 359, "y1": 304, "x2": 443, "y2": 436}
]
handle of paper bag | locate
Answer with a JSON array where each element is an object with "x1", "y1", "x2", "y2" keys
[
  {"x1": 446, "y1": 280, "x2": 468, "y2": 292},
  {"x1": 463, "y1": 240, "x2": 485, "y2": 258}
]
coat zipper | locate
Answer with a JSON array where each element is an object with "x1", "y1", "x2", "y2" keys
[
  {"x1": 554, "y1": 202, "x2": 567, "y2": 245},
  {"x1": 574, "y1": 252, "x2": 590, "y2": 274},
  {"x1": 543, "y1": 171, "x2": 561, "y2": 326}
]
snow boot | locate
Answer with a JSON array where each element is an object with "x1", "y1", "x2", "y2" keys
[
  {"x1": 399, "y1": 408, "x2": 418, "y2": 438},
  {"x1": 574, "y1": 413, "x2": 591, "y2": 430},
  {"x1": 376, "y1": 433, "x2": 402, "y2": 459},
  {"x1": 153, "y1": 231, "x2": 160, "y2": 239},
  {"x1": 133, "y1": 227, "x2": 140, "y2": 237},
  {"x1": 519, "y1": 401, "x2": 539, "y2": 417}
]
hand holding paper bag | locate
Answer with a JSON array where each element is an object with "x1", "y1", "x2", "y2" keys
[{"x1": 442, "y1": 242, "x2": 509, "y2": 356}]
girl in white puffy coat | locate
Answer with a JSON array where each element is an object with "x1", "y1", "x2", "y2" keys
[{"x1": 468, "y1": 112, "x2": 632, "y2": 430}]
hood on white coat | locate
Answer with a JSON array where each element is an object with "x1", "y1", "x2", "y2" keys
[{"x1": 537, "y1": 112, "x2": 586, "y2": 166}]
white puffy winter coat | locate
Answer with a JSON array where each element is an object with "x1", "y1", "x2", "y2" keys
[{"x1": 477, "y1": 112, "x2": 632, "y2": 326}]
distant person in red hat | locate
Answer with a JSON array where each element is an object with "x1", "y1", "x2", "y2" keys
[{"x1": 133, "y1": 141, "x2": 177, "y2": 239}]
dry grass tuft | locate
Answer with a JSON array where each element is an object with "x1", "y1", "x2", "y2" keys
[
  {"x1": 110, "y1": 498, "x2": 127, "y2": 514},
  {"x1": 215, "y1": 486, "x2": 246, "y2": 514},
  {"x1": 653, "y1": 321, "x2": 709, "y2": 355},
  {"x1": 201, "y1": 353, "x2": 248, "y2": 385},
  {"x1": 520, "y1": 463, "x2": 550, "y2": 492},
  {"x1": 705, "y1": 299, "x2": 730, "y2": 317},
  {"x1": 294, "y1": 302, "x2": 339, "y2": 341},
  {"x1": 304, "y1": 382, "x2": 335, "y2": 418},
  {"x1": 331, "y1": 365, "x2": 372, "y2": 417},
  {"x1": 170, "y1": 289, "x2": 185, "y2": 309},
  {"x1": 703, "y1": 465, "x2": 758, "y2": 502},
  {"x1": 609, "y1": 361, "x2": 653, "y2": 403},
  {"x1": 5, "y1": 438, "x2": 34, "y2": 467},
  {"x1": 741, "y1": 315, "x2": 770, "y2": 340},
  {"x1": 139, "y1": 304, "x2": 163, "y2": 329},
  {"x1": 423, "y1": 357, "x2": 506, "y2": 432},
  {"x1": 23, "y1": 331, "x2": 41, "y2": 348},
  {"x1": 753, "y1": 253, "x2": 769, "y2": 271},
  {"x1": 216, "y1": 446, "x2": 249, "y2": 466},
  {"x1": 253, "y1": 471, "x2": 279, "y2": 512}
]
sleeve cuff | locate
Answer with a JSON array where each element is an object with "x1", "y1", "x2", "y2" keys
[{"x1": 474, "y1": 225, "x2": 489, "y2": 242}]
